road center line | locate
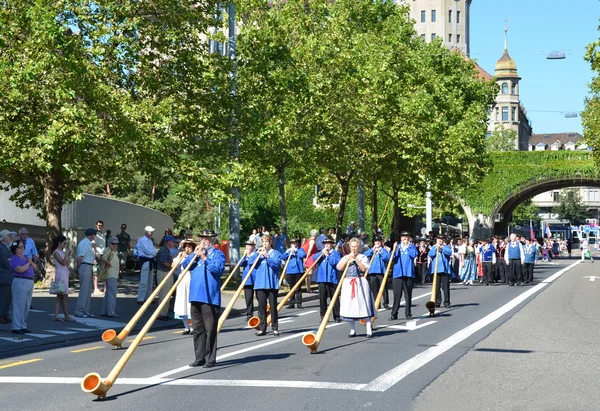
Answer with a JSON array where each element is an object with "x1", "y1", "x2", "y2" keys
[
  {"x1": 0, "y1": 359, "x2": 43, "y2": 369},
  {"x1": 361, "y1": 261, "x2": 580, "y2": 392}
]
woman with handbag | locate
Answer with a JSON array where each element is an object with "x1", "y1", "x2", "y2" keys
[{"x1": 51, "y1": 235, "x2": 75, "y2": 322}]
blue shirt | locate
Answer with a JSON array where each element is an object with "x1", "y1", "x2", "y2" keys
[
  {"x1": 281, "y1": 247, "x2": 306, "y2": 275},
  {"x1": 314, "y1": 250, "x2": 341, "y2": 284},
  {"x1": 249, "y1": 249, "x2": 282, "y2": 290},
  {"x1": 272, "y1": 234, "x2": 287, "y2": 253},
  {"x1": 523, "y1": 244, "x2": 538, "y2": 264},
  {"x1": 363, "y1": 247, "x2": 390, "y2": 275},
  {"x1": 23, "y1": 238, "x2": 38, "y2": 259},
  {"x1": 315, "y1": 234, "x2": 327, "y2": 251},
  {"x1": 239, "y1": 252, "x2": 257, "y2": 286},
  {"x1": 392, "y1": 243, "x2": 418, "y2": 278},
  {"x1": 428, "y1": 245, "x2": 453, "y2": 275},
  {"x1": 480, "y1": 244, "x2": 496, "y2": 263},
  {"x1": 186, "y1": 249, "x2": 225, "y2": 306}
]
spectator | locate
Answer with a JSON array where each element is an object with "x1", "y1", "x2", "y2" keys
[
  {"x1": 75, "y1": 228, "x2": 97, "y2": 318},
  {"x1": 302, "y1": 229, "x2": 319, "y2": 293},
  {"x1": 10, "y1": 239, "x2": 36, "y2": 334},
  {"x1": 156, "y1": 234, "x2": 178, "y2": 320},
  {"x1": 177, "y1": 229, "x2": 186, "y2": 241},
  {"x1": 101, "y1": 237, "x2": 120, "y2": 318},
  {"x1": 18, "y1": 228, "x2": 39, "y2": 261},
  {"x1": 344, "y1": 221, "x2": 357, "y2": 236},
  {"x1": 135, "y1": 226, "x2": 157, "y2": 304},
  {"x1": 271, "y1": 225, "x2": 287, "y2": 253},
  {"x1": 92, "y1": 220, "x2": 106, "y2": 294},
  {"x1": 249, "y1": 229, "x2": 258, "y2": 244},
  {"x1": 328, "y1": 227, "x2": 337, "y2": 241},
  {"x1": 116, "y1": 223, "x2": 131, "y2": 277},
  {"x1": 315, "y1": 228, "x2": 327, "y2": 251},
  {"x1": 0, "y1": 230, "x2": 13, "y2": 324},
  {"x1": 51, "y1": 234, "x2": 75, "y2": 321}
]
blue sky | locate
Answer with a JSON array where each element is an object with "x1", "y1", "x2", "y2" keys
[{"x1": 470, "y1": 0, "x2": 599, "y2": 135}]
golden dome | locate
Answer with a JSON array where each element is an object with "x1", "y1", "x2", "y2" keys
[{"x1": 495, "y1": 50, "x2": 518, "y2": 77}]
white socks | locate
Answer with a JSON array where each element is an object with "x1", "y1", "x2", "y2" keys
[
  {"x1": 182, "y1": 319, "x2": 190, "y2": 330},
  {"x1": 365, "y1": 319, "x2": 372, "y2": 335},
  {"x1": 349, "y1": 320, "x2": 356, "y2": 335}
]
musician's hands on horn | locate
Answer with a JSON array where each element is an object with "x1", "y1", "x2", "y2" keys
[
  {"x1": 194, "y1": 245, "x2": 207, "y2": 261},
  {"x1": 258, "y1": 247, "x2": 268, "y2": 258}
]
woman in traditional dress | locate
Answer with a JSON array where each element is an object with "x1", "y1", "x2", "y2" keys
[
  {"x1": 336, "y1": 238, "x2": 376, "y2": 338},
  {"x1": 174, "y1": 238, "x2": 197, "y2": 335},
  {"x1": 460, "y1": 239, "x2": 478, "y2": 286}
]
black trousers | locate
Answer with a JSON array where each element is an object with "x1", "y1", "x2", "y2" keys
[
  {"x1": 190, "y1": 302, "x2": 219, "y2": 365},
  {"x1": 509, "y1": 259, "x2": 522, "y2": 284},
  {"x1": 286, "y1": 274, "x2": 303, "y2": 305},
  {"x1": 243, "y1": 285, "x2": 254, "y2": 316},
  {"x1": 367, "y1": 274, "x2": 389, "y2": 306},
  {"x1": 391, "y1": 277, "x2": 414, "y2": 318},
  {"x1": 318, "y1": 282, "x2": 340, "y2": 320},
  {"x1": 416, "y1": 264, "x2": 428, "y2": 284},
  {"x1": 523, "y1": 263, "x2": 534, "y2": 283},
  {"x1": 482, "y1": 262, "x2": 494, "y2": 284},
  {"x1": 435, "y1": 274, "x2": 451, "y2": 306},
  {"x1": 256, "y1": 289, "x2": 278, "y2": 331},
  {"x1": 497, "y1": 259, "x2": 508, "y2": 283}
]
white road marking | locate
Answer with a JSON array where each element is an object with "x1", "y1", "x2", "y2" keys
[
  {"x1": 44, "y1": 330, "x2": 78, "y2": 335},
  {"x1": 0, "y1": 338, "x2": 33, "y2": 343},
  {"x1": 28, "y1": 309, "x2": 46, "y2": 313},
  {"x1": 21, "y1": 333, "x2": 55, "y2": 339},
  {"x1": 67, "y1": 328, "x2": 97, "y2": 332},
  {"x1": 360, "y1": 261, "x2": 581, "y2": 392}
]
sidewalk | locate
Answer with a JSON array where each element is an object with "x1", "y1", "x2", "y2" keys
[{"x1": 0, "y1": 273, "x2": 319, "y2": 355}]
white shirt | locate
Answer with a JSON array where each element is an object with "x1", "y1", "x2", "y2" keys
[
  {"x1": 77, "y1": 237, "x2": 95, "y2": 264},
  {"x1": 136, "y1": 236, "x2": 157, "y2": 258},
  {"x1": 93, "y1": 231, "x2": 106, "y2": 256}
]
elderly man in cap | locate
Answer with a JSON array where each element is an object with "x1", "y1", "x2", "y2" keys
[
  {"x1": 185, "y1": 230, "x2": 225, "y2": 368},
  {"x1": 389, "y1": 231, "x2": 418, "y2": 321},
  {"x1": 314, "y1": 236, "x2": 342, "y2": 323},
  {"x1": 155, "y1": 234, "x2": 179, "y2": 320},
  {"x1": 0, "y1": 230, "x2": 14, "y2": 323},
  {"x1": 75, "y1": 228, "x2": 97, "y2": 317},
  {"x1": 135, "y1": 226, "x2": 158, "y2": 304}
]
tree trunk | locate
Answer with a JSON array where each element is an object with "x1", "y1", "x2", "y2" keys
[
  {"x1": 106, "y1": 183, "x2": 111, "y2": 196},
  {"x1": 392, "y1": 186, "x2": 400, "y2": 237},
  {"x1": 371, "y1": 180, "x2": 378, "y2": 238},
  {"x1": 43, "y1": 171, "x2": 64, "y2": 285},
  {"x1": 276, "y1": 163, "x2": 288, "y2": 237},
  {"x1": 151, "y1": 182, "x2": 156, "y2": 202},
  {"x1": 336, "y1": 174, "x2": 352, "y2": 238}
]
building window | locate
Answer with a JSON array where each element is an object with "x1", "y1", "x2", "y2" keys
[
  {"x1": 511, "y1": 107, "x2": 516, "y2": 121},
  {"x1": 502, "y1": 107, "x2": 509, "y2": 121},
  {"x1": 431, "y1": 33, "x2": 436, "y2": 40},
  {"x1": 456, "y1": 34, "x2": 461, "y2": 43},
  {"x1": 553, "y1": 191, "x2": 560, "y2": 202},
  {"x1": 448, "y1": 10, "x2": 452, "y2": 23},
  {"x1": 495, "y1": 107, "x2": 499, "y2": 121},
  {"x1": 589, "y1": 191, "x2": 599, "y2": 201},
  {"x1": 421, "y1": 33, "x2": 426, "y2": 40},
  {"x1": 457, "y1": 11, "x2": 461, "y2": 24},
  {"x1": 511, "y1": 84, "x2": 516, "y2": 94},
  {"x1": 421, "y1": 10, "x2": 426, "y2": 23},
  {"x1": 431, "y1": 10, "x2": 436, "y2": 23},
  {"x1": 448, "y1": 33, "x2": 452, "y2": 42},
  {"x1": 501, "y1": 82, "x2": 509, "y2": 94}
]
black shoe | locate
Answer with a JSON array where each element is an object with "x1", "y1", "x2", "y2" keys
[
  {"x1": 182, "y1": 329, "x2": 191, "y2": 335},
  {"x1": 517, "y1": 282, "x2": 522, "y2": 287},
  {"x1": 273, "y1": 330, "x2": 280, "y2": 336},
  {"x1": 443, "y1": 303, "x2": 451, "y2": 308},
  {"x1": 383, "y1": 304, "x2": 390, "y2": 310},
  {"x1": 347, "y1": 333, "x2": 356, "y2": 338},
  {"x1": 297, "y1": 304, "x2": 304, "y2": 309},
  {"x1": 11, "y1": 330, "x2": 24, "y2": 335},
  {"x1": 365, "y1": 333, "x2": 372, "y2": 339},
  {"x1": 21, "y1": 328, "x2": 31, "y2": 333},
  {"x1": 137, "y1": 300, "x2": 145, "y2": 305},
  {"x1": 246, "y1": 314, "x2": 253, "y2": 321},
  {"x1": 189, "y1": 359, "x2": 205, "y2": 367},
  {"x1": 157, "y1": 315, "x2": 169, "y2": 321},
  {"x1": 203, "y1": 363, "x2": 215, "y2": 368},
  {"x1": 388, "y1": 315, "x2": 398, "y2": 321},
  {"x1": 406, "y1": 315, "x2": 413, "y2": 321},
  {"x1": 256, "y1": 330, "x2": 266, "y2": 336},
  {"x1": 287, "y1": 304, "x2": 295, "y2": 309},
  {"x1": 509, "y1": 283, "x2": 515, "y2": 286},
  {"x1": 435, "y1": 304, "x2": 441, "y2": 308},
  {"x1": 150, "y1": 300, "x2": 157, "y2": 305},
  {"x1": 334, "y1": 318, "x2": 342, "y2": 323}
]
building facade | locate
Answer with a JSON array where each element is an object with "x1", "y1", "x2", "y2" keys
[{"x1": 398, "y1": 0, "x2": 472, "y2": 56}]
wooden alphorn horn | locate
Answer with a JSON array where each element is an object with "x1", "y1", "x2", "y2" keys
[
  {"x1": 302, "y1": 258, "x2": 352, "y2": 354},
  {"x1": 101, "y1": 253, "x2": 185, "y2": 348},
  {"x1": 83, "y1": 255, "x2": 198, "y2": 399},
  {"x1": 278, "y1": 251, "x2": 294, "y2": 287},
  {"x1": 425, "y1": 246, "x2": 440, "y2": 316},
  {"x1": 216, "y1": 256, "x2": 260, "y2": 333},
  {"x1": 361, "y1": 242, "x2": 397, "y2": 325},
  {"x1": 248, "y1": 254, "x2": 324, "y2": 330},
  {"x1": 221, "y1": 255, "x2": 245, "y2": 292}
]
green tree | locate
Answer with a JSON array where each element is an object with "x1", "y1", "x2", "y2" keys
[
  {"x1": 486, "y1": 124, "x2": 517, "y2": 152},
  {"x1": 583, "y1": 21, "x2": 600, "y2": 155},
  {"x1": 553, "y1": 189, "x2": 588, "y2": 225},
  {"x1": 510, "y1": 199, "x2": 540, "y2": 225}
]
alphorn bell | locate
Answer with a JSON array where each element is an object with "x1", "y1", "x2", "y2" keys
[
  {"x1": 278, "y1": 252, "x2": 294, "y2": 287},
  {"x1": 425, "y1": 246, "x2": 440, "y2": 316},
  {"x1": 302, "y1": 258, "x2": 352, "y2": 354},
  {"x1": 248, "y1": 254, "x2": 324, "y2": 330},
  {"x1": 82, "y1": 255, "x2": 199, "y2": 399},
  {"x1": 101, "y1": 253, "x2": 185, "y2": 348},
  {"x1": 220, "y1": 255, "x2": 245, "y2": 292},
  {"x1": 361, "y1": 242, "x2": 397, "y2": 325},
  {"x1": 216, "y1": 256, "x2": 260, "y2": 333}
]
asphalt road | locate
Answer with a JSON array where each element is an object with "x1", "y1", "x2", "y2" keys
[{"x1": 0, "y1": 258, "x2": 595, "y2": 411}]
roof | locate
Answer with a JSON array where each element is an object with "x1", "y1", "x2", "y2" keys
[
  {"x1": 452, "y1": 48, "x2": 493, "y2": 81},
  {"x1": 529, "y1": 132, "x2": 583, "y2": 146}
]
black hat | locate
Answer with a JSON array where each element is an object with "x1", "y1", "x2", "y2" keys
[
  {"x1": 480, "y1": 237, "x2": 489, "y2": 243},
  {"x1": 322, "y1": 236, "x2": 335, "y2": 244},
  {"x1": 373, "y1": 236, "x2": 384, "y2": 243},
  {"x1": 181, "y1": 238, "x2": 198, "y2": 246},
  {"x1": 84, "y1": 228, "x2": 97, "y2": 236},
  {"x1": 198, "y1": 229, "x2": 217, "y2": 238},
  {"x1": 245, "y1": 240, "x2": 256, "y2": 246},
  {"x1": 400, "y1": 231, "x2": 411, "y2": 237},
  {"x1": 290, "y1": 238, "x2": 300, "y2": 243}
]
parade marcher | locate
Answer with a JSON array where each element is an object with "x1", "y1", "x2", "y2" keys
[
  {"x1": 249, "y1": 235, "x2": 282, "y2": 336},
  {"x1": 174, "y1": 238, "x2": 197, "y2": 335},
  {"x1": 479, "y1": 238, "x2": 496, "y2": 286},
  {"x1": 523, "y1": 238, "x2": 538, "y2": 284},
  {"x1": 459, "y1": 239, "x2": 478, "y2": 286},
  {"x1": 337, "y1": 239, "x2": 376, "y2": 338},
  {"x1": 239, "y1": 240, "x2": 258, "y2": 320},
  {"x1": 75, "y1": 228, "x2": 97, "y2": 318},
  {"x1": 504, "y1": 233, "x2": 525, "y2": 286},
  {"x1": 186, "y1": 230, "x2": 225, "y2": 368},
  {"x1": 389, "y1": 231, "x2": 418, "y2": 321},
  {"x1": 363, "y1": 236, "x2": 390, "y2": 309},
  {"x1": 0, "y1": 230, "x2": 13, "y2": 324},
  {"x1": 496, "y1": 237, "x2": 508, "y2": 284},
  {"x1": 416, "y1": 240, "x2": 429, "y2": 285},
  {"x1": 314, "y1": 236, "x2": 342, "y2": 323},
  {"x1": 100, "y1": 237, "x2": 120, "y2": 318},
  {"x1": 135, "y1": 226, "x2": 157, "y2": 305},
  {"x1": 10, "y1": 239, "x2": 36, "y2": 334},
  {"x1": 281, "y1": 238, "x2": 306, "y2": 309},
  {"x1": 429, "y1": 236, "x2": 453, "y2": 308},
  {"x1": 155, "y1": 234, "x2": 178, "y2": 320}
]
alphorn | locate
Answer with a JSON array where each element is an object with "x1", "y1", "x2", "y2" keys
[
  {"x1": 220, "y1": 255, "x2": 245, "y2": 292},
  {"x1": 302, "y1": 258, "x2": 352, "y2": 354},
  {"x1": 82, "y1": 255, "x2": 198, "y2": 399},
  {"x1": 278, "y1": 252, "x2": 294, "y2": 287},
  {"x1": 248, "y1": 253, "x2": 324, "y2": 330},
  {"x1": 361, "y1": 242, "x2": 397, "y2": 325},
  {"x1": 101, "y1": 253, "x2": 185, "y2": 348},
  {"x1": 425, "y1": 246, "x2": 440, "y2": 316},
  {"x1": 216, "y1": 256, "x2": 260, "y2": 333}
]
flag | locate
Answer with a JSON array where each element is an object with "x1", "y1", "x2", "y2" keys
[
  {"x1": 530, "y1": 220, "x2": 535, "y2": 241},
  {"x1": 545, "y1": 223, "x2": 552, "y2": 238}
]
